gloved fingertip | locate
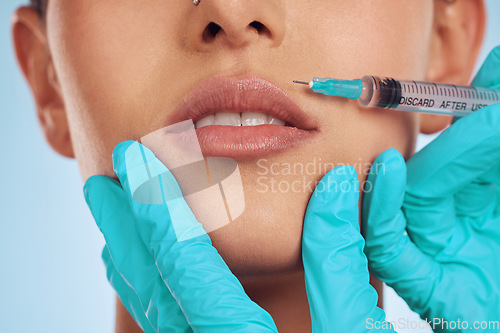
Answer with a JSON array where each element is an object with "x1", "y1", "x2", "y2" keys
[
  {"x1": 492, "y1": 44, "x2": 500, "y2": 58},
  {"x1": 311, "y1": 165, "x2": 359, "y2": 203},
  {"x1": 112, "y1": 140, "x2": 140, "y2": 177},
  {"x1": 370, "y1": 149, "x2": 406, "y2": 189},
  {"x1": 305, "y1": 164, "x2": 360, "y2": 240},
  {"x1": 101, "y1": 244, "x2": 111, "y2": 263},
  {"x1": 372, "y1": 148, "x2": 406, "y2": 175},
  {"x1": 83, "y1": 175, "x2": 107, "y2": 213},
  {"x1": 83, "y1": 181, "x2": 93, "y2": 211},
  {"x1": 337, "y1": 164, "x2": 358, "y2": 182},
  {"x1": 363, "y1": 149, "x2": 406, "y2": 233},
  {"x1": 326, "y1": 165, "x2": 358, "y2": 185},
  {"x1": 472, "y1": 45, "x2": 500, "y2": 88},
  {"x1": 112, "y1": 141, "x2": 170, "y2": 199},
  {"x1": 83, "y1": 175, "x2": 123, "y2": 229},
  {"x1": 365, "y1": 149, "x2": 405, "y2": 199}
]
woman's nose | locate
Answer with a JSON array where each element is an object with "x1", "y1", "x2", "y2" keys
[{"x1": 184, "y1": 0, "x2": 286, "y2": 51}]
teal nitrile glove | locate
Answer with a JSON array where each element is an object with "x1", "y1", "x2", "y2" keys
[
  {"x1": 362, "y1": 46, "x2": 500, "y2": 333},
  {"x1": 302, "y1": 165, "x2": 395, "y2": 333},
  {"x1": 85, "y1": 176, "x2": 192, "y2": 332},
  {"x1": 85, "y1": 141, "x2": 278, "y2": 333},
  {"x1": 85, "y1": 141, "x2": 396, "y2": 332}
]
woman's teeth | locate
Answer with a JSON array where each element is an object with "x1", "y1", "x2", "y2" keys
[{"x1": 195, "y1": 112, "x2": 287, "y2": 129}]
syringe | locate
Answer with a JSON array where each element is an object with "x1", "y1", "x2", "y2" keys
[{"x1": 293, "y1": 76, "x2": 500, "y2": 117}]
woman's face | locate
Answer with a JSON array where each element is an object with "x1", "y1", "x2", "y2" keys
[{"x1": 46, "y1": 0, "x2": 432, "y2": 276}]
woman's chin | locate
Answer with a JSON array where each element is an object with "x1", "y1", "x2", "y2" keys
[{"x1": 207, "y1": 206, "x2": 306, "y2": 277}]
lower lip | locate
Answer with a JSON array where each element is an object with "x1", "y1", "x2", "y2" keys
[{"x1": 195, "y1": 125, "x2": 317, "y2": 158}]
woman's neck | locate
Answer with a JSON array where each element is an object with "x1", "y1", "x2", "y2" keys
[
  {"x1": 240, "y1": 270, "x2": 384, "y2": 332},
  {"x1": 240, "y1": 270, "x2": 312, "y2": 332}
]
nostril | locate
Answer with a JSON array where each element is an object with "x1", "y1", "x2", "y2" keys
[
  {"x1": 201, "y1": 21, "x2": 272, "y2": 44},
  {"x1": 249, "y1": 21, "x2": 271, "y2": 37},
  {"x1": 202, "y1": 22, "x2": 222, "y2": 42},
  {"x1": 249, "y1": 21, "x2": 263, "y2": 31}
]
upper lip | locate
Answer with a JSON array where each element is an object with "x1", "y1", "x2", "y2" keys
[{"x1": 168, "y1": 76, "x2": 317, "y2": 130}]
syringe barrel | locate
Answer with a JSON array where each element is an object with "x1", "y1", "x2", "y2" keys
[{"x1": 358, "y1": 75, "x2": 500, "y2": 117}]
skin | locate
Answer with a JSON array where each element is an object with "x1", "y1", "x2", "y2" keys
[{"x1": 13, "y1": 0, "x2": 485, "y2": 332}]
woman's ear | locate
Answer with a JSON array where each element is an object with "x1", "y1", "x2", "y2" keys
[
  {"x1": 420, "y1": 0, "x2": 486, "y2": 134},
  {"x1": 12, "y1": 7, "x2": 74, "y2": 158}
]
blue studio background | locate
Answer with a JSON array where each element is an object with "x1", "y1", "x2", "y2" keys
[{"x1": 1, "y1": 1, "x2": 499, "y2": 332}]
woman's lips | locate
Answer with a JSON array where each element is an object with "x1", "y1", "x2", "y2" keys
[
  {"x1": 168, "y1": 77, "x2": 318, "y2": 158},
  {"x1": 196, "y1": 124, "x2": 315, "y2": 158}
]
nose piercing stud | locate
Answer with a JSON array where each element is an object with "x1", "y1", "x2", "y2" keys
[{"x1": 193, "y1": 0, "x2": 200, "y2": 5}]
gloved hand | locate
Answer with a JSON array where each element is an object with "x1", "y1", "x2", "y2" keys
[
  {"x1": 84, "y1": 140, "x2": 395, "y2": 332},
  {"x1": 85, "y1": 141, "x2": 276, "y2": 333},
  {"x1": 362, "y1": 46, "x2": 500, "y2": 332}
]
